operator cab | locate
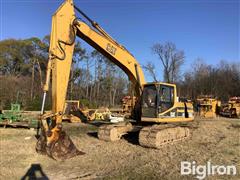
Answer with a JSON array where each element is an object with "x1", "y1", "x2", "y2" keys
[{"x1": 141, "y1": 83, "x2": 176, "y2": 118}]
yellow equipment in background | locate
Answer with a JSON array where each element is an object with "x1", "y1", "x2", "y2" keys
[
  {"x1": 62, "y1": 100, "x2": 81, "y2": 123},
  {"x1": 87, "y1": 108, "x2": 111, "y2": 121},
  {"x1": 220, "y1": 97, "x2": 240, "y2": 118},
  {"x1": 196, "y1": 95, "x2": 221, "y2": 118},
  {"x1": 37, "y1": 0, "x2": 194, "y2": 160}
]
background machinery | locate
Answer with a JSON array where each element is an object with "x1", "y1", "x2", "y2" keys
[
  {"x1": 220, "y1": 97, "x2": 240, "y2": 118},
  {"x1": 62, "y1": 100, "x2": 82, "y2": 123},
  {"x1": 37, "y1": 0, "x2": 194, "y2": 160},
  {"x1": 196, "y1": 95, "x2": 221, "y2": 118},
  {"x1": 0, "y1": 93, "x2": 38, "y2": 128}
]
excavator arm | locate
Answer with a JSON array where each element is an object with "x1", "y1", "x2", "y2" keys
[{"x1": 37, "y1": 0, "x2": 145, "y2": 160}]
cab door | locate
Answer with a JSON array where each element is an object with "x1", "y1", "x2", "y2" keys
[
  {"x1": 158, "y1": 85, "x2": 174, "y2": 115},
  {"x1": 141, "y1": 85, "x2": 158, "y2": 118}
]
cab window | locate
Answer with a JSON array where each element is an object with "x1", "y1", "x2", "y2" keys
[{"x1": 159, "y1": 85, "x2": 174, "y2": 113}]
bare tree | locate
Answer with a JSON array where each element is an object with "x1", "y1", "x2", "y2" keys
[
  {"x1": 152, "y1": 42, "x2": 184, "y2": 83},
  {"x1": 142, "y1": 62, "x2": 158, "y2": 82}
]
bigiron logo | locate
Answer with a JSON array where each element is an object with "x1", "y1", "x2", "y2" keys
[{"x1": 180, "y1": 161, "x2": 237, "y2": 180}]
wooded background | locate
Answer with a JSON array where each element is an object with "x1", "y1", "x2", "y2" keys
[{"x1": 0, "y1": 37, "x2": 239, "y2": 110}]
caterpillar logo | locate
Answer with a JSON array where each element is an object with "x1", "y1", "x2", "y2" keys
[{"x1": 106, "y1": 43, "x2": 117, "y2": 55}]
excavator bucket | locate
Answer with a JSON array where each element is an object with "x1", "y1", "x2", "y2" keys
[{"x1": 36, "y1": 130, "x2": 85, "y2": 161}]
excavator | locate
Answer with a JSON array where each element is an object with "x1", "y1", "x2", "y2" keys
[{"x1": 36, "y1": 0, "x2": 194, "y2": 160}]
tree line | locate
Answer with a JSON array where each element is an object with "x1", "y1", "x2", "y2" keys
[
  {"x1": 0, "y1": 37, "x2": 239, "y2": 110},
  {"x1": 0, "y1": 37, "x2": 128, "y2": 110},
  {"x1": 178, "y1": 59, "x2": 240, "y2": 102}
]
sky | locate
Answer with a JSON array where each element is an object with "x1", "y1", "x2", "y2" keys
[{"x1": 0, "y1": 0, "x2": 239, "y2": 81}]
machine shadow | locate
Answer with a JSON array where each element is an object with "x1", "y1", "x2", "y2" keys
[
  {"x1": 122, "y1": 131, "x2": 140, "y2": 145},
  {"x1": 87, "y1": 120, "x2": 111, "y2": 127},
  {"x1": 86, "y1": 130, "x2": 140, "y2": 146},
  {"x1": 87, "y1": 131, "x2": 98, "y2": 138},
  {"x1": 21, "y1": 164, "x2": 49, "y2": 180}
]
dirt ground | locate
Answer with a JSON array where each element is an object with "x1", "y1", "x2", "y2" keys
[{"x1": 0, "y1": 117, "x2": 239, "y2": 180}]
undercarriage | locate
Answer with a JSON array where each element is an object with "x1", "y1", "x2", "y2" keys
[{"x1": 98, "y1": 121, "x2": 190, "y2": 148}]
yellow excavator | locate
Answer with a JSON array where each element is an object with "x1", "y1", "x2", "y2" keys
[{"x1": 36, "y1": 0, "x2": 194, "y2": 160}]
